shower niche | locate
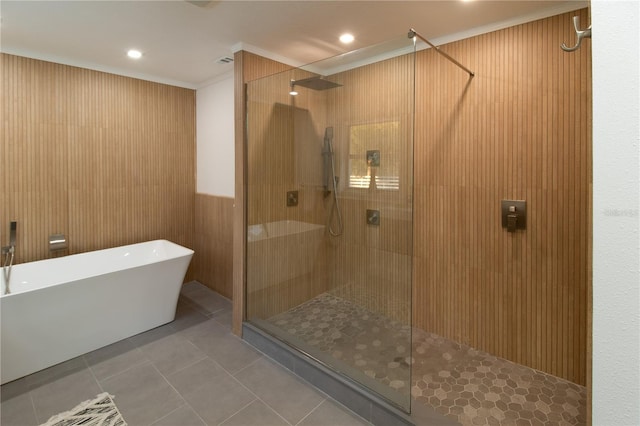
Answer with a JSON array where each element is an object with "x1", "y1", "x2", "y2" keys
[{"x1": 244, "y1": 34, "x2": 417, "y2": 414}]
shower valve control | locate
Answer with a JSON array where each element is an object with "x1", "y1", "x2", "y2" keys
[
  {"x1": 366, "y1": 209, "x2": 380, "y2": 226},
  {"x1": 287, "y1": 191, "x2": 299, "y2": 207},
  {"x1": 366, "y1": 150, "x2": 380, "y2": 167},
  {"x1": 501, "y1": 200, "x2": 526, "y2": 232}
]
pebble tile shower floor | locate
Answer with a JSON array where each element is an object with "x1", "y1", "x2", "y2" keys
[{"x1": 269, "y1": 292, "x2": 587, "y2": 426}]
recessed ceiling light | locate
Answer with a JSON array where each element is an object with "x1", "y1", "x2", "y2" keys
[
  {"x1": 339, "y1": 33, "x2": 355, "y2": 44},
  {"x1": 127, "y1": 49, "x2": 142, "y2": 59}
]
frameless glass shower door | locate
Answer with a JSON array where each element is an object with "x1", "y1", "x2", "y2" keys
[{"x1": 245, "y1": 35, "x2": 416, "y2": 412}]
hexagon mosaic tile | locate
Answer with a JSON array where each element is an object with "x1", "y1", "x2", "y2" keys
[{"x1": 268, "y1": 292, "x2": 587, "y2": 425}]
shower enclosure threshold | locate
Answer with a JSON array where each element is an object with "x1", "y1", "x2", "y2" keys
[{"x1": 243, "y1": 322, "x2": 454, "y2": 426}]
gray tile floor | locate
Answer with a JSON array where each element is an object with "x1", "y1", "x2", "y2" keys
[{"x1": 0, "y1": 282, "x2": 370, "y2": 426}]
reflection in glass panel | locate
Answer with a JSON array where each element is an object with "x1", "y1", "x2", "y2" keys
[{"x1": 245, "y1": 34, "x2": 415, "y2": 412}]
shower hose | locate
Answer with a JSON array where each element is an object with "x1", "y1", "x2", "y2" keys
[{"x1": 328, "y1": 150, "x2": 344, "y2": 237}]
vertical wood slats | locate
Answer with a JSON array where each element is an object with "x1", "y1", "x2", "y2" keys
[
  {"x1": 325, "y1": 53, "x2": 414, "y2": 324},
  {"x1": 413, "y1": 9, "x2": 591, "y2": 385},
  {"x1": 193, "y1": 194, "x2": 234, "y2": 298},
  {"x1": 233, "y1": 51, "x2": 294, "y2": 335},
  {"x1": 0, "y1": 54, "x2": 196, "y2": 266}
]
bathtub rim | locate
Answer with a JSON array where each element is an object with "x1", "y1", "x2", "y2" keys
[{"x1": 0, "y1": 239, "x2": 194, "y2": 298}]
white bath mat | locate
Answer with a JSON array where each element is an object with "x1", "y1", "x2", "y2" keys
[{"x1": 40, "y1": 392, "x2": 127, "y2": 426}]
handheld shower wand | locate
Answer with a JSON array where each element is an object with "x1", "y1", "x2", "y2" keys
[
  {"x1": 2, "y1": 221, "x2": 16, "y2": 294},
  {"x1": 323, "y1": 127, "x2": 343, "y2": 237},
  {"x1": 322, "y1": 127, "x2": 333, "y2": 197}
]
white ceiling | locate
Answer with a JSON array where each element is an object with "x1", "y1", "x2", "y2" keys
[{"x1": 0, "y1": 0, "x2": 586, "y2": 89}]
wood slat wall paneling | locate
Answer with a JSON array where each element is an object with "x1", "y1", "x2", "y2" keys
[
  {"x1": 413, "y1": 9, "x2": 591, "y2": 385},
  {"x1": 324, "y1": 53, "x2": 415, "y2": 324},
  {"x1": 0, "y1": 54, "x2": 196, "y2": 267},
  {"x1": 193, "y1": 193, "x2": 234, "y2": 298},
  {"x1": 233, "y1": 51, "x2": 293, "y2": 335}
]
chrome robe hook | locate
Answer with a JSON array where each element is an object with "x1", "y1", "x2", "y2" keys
[{"x1": 561, "y1": 16, "x2": 591, "y2": 52}]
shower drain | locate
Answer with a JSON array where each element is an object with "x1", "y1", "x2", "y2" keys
[{"x1": 339, "y1": 324, "x2": 364, "y2": 337}]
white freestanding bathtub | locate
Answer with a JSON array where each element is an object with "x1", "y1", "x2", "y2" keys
[{"x1": 0, "y1": 239, "x2": 194, "y2": 384}]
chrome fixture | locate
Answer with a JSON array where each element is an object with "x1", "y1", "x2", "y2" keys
[
  {"x1": 49, "y1": 233, "x2": 68, "y2": 251},
  {"x1": 323, "y1": 127, "x2": 344, "y2": 236},
  {"x1": 2, "y1": 221, "x2": 17, "y2": 294},
  {"x1": 561, "y1": 16, "x2": 591, "y2": 52},
  {"x1": 408, "y1": 28, "x2": 475, "y2": 77}
]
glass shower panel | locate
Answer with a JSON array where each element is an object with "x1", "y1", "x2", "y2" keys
[{"x1": 245, "y1": 34, "x2": 416, "y2": 412}]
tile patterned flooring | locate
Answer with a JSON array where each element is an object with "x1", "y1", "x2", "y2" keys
[
  {"x1": 270, "y1": 293, "x2": 413, "y2": 398},
  {"x1": 269, "y1": 292, "x2": 587, "y2": 426},
  {"x1": 0, "y1": 282, "x2": 369, "y2": 426}
]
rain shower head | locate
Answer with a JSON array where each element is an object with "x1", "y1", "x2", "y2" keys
[{"x1": 291, "y1": 76, "x2": 342, "y2": 91}]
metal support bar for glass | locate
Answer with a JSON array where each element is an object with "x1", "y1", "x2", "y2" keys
[{"x1": 408, "y1": 28, "x2": 475, "y2": 77}]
